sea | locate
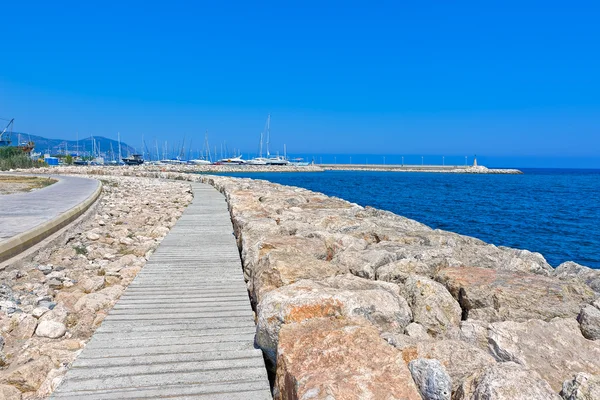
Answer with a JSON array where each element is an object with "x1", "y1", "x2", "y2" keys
[{"x1": 215, "y1": 168, "x2": 600, "y2": 269}]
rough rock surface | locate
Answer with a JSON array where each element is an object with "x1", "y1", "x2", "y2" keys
[
  {"x1": 401, "y1": 339, "x2": 496, "y2": 392},
  {"x1": 554, "y1": 261, "x2": 600, "y2": 293},
  {"x1": 436, "y1": 266, "x2": 595, "y2": 322},
  {"x1": 2, "y1": 357, "x2": 53, "y2": 393},
  {"x1": 456, "y1": 362, "x2": 561, "y2": 400},
  {"x1": 560, "y1": 372, "x2": 600, "y2": 400},
  {"x1": 408, "y1": 358, "x2": 452, "y2": 400},
  {"x1": 0, "y1": 384, "x2": 22, "y2": 400},
  {"x1": 256, "y1": 275, "x2": 411, "y2": 365},
  {"x1": 276, "y1": 318, "x2": 422, "y2": 400},
  {"x1": 404, "y1": 276, "x2": 461, "y2": 337},
  {"x1": 487, "y1": 318, "x2": 600, "y2": 391},
  {"x1": 578, "y1": 305, "x2": 600, "y2": 340}
]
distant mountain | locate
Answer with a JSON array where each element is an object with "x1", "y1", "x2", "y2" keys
[{"x1": 10, "y1": 133, "x2": 137, "y2": 158}]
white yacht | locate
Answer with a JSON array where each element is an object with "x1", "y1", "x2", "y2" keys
[{"x1": 188, "y1": 159, "x2": 212, "y2": 165}]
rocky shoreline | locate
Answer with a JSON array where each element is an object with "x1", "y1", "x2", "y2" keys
[{"x1": 2, "y1": 166, "x2": 599, "y2": 399}]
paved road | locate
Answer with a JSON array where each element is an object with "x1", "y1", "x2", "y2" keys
[
  {"x1": 52, "y1": 182, "x2": 272, "y2": 399},
  {"x1": 0, "y1": 174, "x2": 100, "y2": 241}
]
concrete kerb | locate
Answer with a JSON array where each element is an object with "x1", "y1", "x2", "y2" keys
[{"x1": 0, "y1": 175, "x2": 102, "y2": 264}]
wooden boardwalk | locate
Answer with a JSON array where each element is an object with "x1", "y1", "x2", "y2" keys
[{"x1": 52, "y1": 183, "x2": 272, "y2": 399}]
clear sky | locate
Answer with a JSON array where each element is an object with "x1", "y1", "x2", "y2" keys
[{"x1": 1, "y1": 1, "x2": 599, "y2": 167}]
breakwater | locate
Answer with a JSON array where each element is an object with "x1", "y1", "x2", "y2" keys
[
  {"x1": 5, "y1": 166, "x2": 600, "y2": 399},
  {"x1": 320, "y1": 164, "x2": 523, "y2": 174},
  {"x1": 19, "y1": 162, "x2": 521, "y2": 174}
]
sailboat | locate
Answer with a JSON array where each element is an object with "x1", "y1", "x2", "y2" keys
[
  {"x1": 247, "y1": 131, "x2": 268, "y2": 165},
  {"x1": 264, "y1": 114, "x2": 288, "y2": 165},
  {"x1": 188, "y1": 131, "x2": 213, "y2": 165}
]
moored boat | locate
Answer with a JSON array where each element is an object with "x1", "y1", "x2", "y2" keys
[{"x1": 122, "y1": 154, "x2": 144, "y2": 165}]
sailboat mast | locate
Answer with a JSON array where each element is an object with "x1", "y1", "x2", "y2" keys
[
  {"x1": 117, "y1": 132, "x2": 122, "y2": 164},
  {"x1": 205, "y1": 130, "x2": 211, "y2": 162},
  {"x1": 259, "y1": 132, "x2": 263, "y2": 158},
  {"x1": 266, "y1": 114, "x2": 271, "y2": 157}
]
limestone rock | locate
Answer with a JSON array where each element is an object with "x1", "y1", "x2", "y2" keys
[
  {"x1": 436, "y1": 266, "x2": 594, "y2": 322},
  {"x1": 256, "y1": 276, "x2": 412, "y2": 365},
  {"x1": 456, "y1": 362, "x2": 561, "y2": 400},
  {"x1": 376, "y1": 258, "x2": 435, "y2": 283},
  {"x1": 408, "y1": 358, "x2": 452, "y2": 400},
  {"x1": 334, "y1": 248, "x2": 396, "y2": 279},
  {"x1": 54, "y1": 290, "x2": 85, "y2": 312},
  {"x1": 404, "y1": 275, "x2": 461, "y2": 337},
  {"x1": 74, "y1": 285, "x2": 123, "y2": 312},
  {"x1": 276, "y1": 318, "x2": 422, "y2": 400},
  {"x1": 560, "y1": 372, "x2": 600, "y2": 400},
  {"x1": 401, "y1": 340, "x2": 496, "y2": 392},
  {"x1": 4, "y1": 356, "x2": 53, "y2": 392},
  {"x1": 78, "y1": 275, "x2": 105, "y2": 293},
  {"x1": 37, "y1": 265, "x2": 53, "y2": 275},
  {"x1": 35, "y1": 320, "x2": 67, "y2": 339},
  {"x1": 0, "y1": 384, "x2": 22, "y2": 400},
  {"x1": 250, "y1": 243, "x2": 347, "y2": 303},
  {"x1": 405, "y1": 322, "x2": 430, "y2": 340},
  {"x1": 9, "y1": 314, "x2": 37, "y2": 340},
  {"x1": 457, "y1": 320, "x2": 489, "y2": 351},
  {"x1": 86, "y1": 232, "x2": 100, "y2": 241},
  {"x1": 554, "y1": 261, "x2": 600, "y2": 293},
  {"x1": 487, "y1": 318, "x2": 600, "y2": 391},
  {"x1": 578, "y1": 305, "x2": 600, "y2": 340},
  {"x1": 31, "y1": 307, "x2": 49, "y2": 319}
]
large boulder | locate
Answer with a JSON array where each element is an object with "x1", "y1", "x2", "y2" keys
[
  {"x1": 553, "y1": 261, "x2": 600, "y2": 293},
  {"x1": 560, "y1": 372, "x2": 600, "y2": 400},
  {"x1": 577, "y1": 304, "x2": 600, "y2": 340},
  {"x1": 408, "y1": 358, "x2": 452, "y2": 400},
  {"x1": 276, "y1": 318, "x2": 422, "y2": 400},
  {"x1": 2, "y1": 356, "x2": 53, "y2": 392},
  {"x1": 455, "y1": 362, "x2": 560, "y2": 400},
  {"x1": 404, "y1": 276, "x2": 462, "y2": 337},
  {"x1": 487, "y1": 318, "x2": 600, "y2": 391},
  {"x1": 436, "y1": 267, "x2": 595, "y2": 322},
  {"x1": 256, "y1": 276, "x2": 412, "y2": 365},
  {"x1": 401, "y1": 340, "x2": 496, "y2": 393},
  {"x1": 250, "y1": 241, "x2": 347, "y2": 303}
]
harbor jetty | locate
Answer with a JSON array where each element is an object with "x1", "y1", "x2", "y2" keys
[
  {"x1": 10, "y1": 161, "x2": 522, "y2": 174},
  {"x1": 319, "y1": 164, "x2": 523, "y2": 174},
  {"x1": 1, "y1": 165, "x2": 598, "y2": 399}
]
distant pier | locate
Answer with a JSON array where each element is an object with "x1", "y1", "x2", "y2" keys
[{"x1": 318, "y1": 164, "x2": 523, "y2": 174}]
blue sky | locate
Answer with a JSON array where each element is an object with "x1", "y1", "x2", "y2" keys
[{"x1": 1, "y1": 1, "x2": 599, "y2": 167}]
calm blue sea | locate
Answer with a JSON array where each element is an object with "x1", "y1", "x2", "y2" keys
[{"x1": 214, "y1": 169, "x2": 600, "y2": 269}]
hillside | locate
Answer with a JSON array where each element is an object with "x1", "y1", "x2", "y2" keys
[{"x1": 10, "y1": 133, "x2": 137, "y2": 157}]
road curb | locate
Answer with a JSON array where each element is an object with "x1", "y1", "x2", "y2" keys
[{"x1": 0, "y1": 176, "x2": 102, "y2": 263}]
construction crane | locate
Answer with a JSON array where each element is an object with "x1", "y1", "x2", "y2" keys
[{"x1": 0, "y1": 118, "x2": 14, "y2": 147}]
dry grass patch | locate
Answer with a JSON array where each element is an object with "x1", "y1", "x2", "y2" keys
[{"x1": 0, "y1": 175, "x2": 57, "y2": 195}]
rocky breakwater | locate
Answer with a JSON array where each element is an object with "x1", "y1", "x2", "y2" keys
[
  {"x1": 321, "y1": 165, "x2": 523, "y2": 174},
  {"x1": 0, "y1": 175, "x2": 192, "y2": 399},
  {"x1": 202, "y1": 175, "x2": 599, "y2": 400}
]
